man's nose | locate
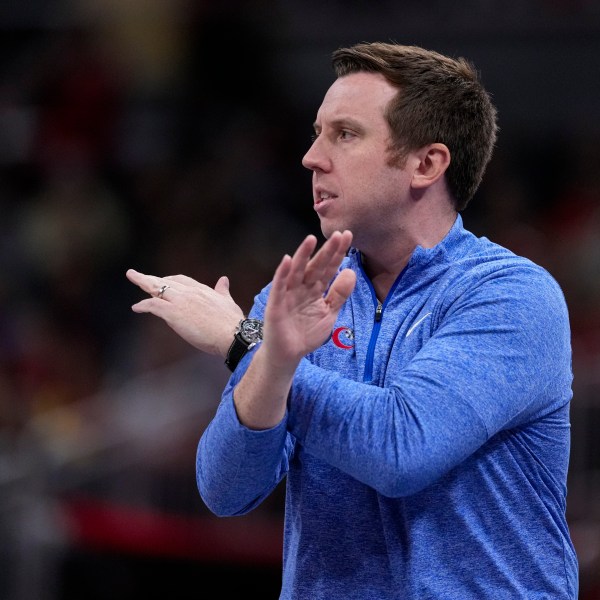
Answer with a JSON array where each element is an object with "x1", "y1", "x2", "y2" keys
[{"x1": 302, "y1": 137, "x2": 329, "y2": 171}]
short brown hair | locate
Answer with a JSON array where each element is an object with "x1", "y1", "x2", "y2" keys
[{"x1": 332, "y1": 42, "x2": 498, "y2": 211}]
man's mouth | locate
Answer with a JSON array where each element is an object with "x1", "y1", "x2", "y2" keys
[{"x1": 315, "y1": 190, "x2": 336, "y2": 205}]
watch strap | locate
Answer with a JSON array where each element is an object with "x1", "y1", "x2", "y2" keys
[{"x1": 225, "y1": 333, "x2": 250, "y2": 372}]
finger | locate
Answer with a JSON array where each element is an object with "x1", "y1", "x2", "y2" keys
[
  {"x1": 161, "y1": 274, "x2": 232, "y2": 299},
  {"x1": 126, "y1": 268, "x2": 149, "y2": 286},
  {"x1": 268, "y1": 254, "x2": 293, "y2": 306},
  {"x1": 156, "y1": 283, "x2": 172, "y2": 301},
  {"x1": 127, "y1": 269, "x2": 182, "y2": 298},
  {"x1": 324, "y1": 268, "x2": 356, "y2": 312},
  {"x1": 307, "y1": 230, "x2": 350, "y2": 275},
  {"x1": 287, "y1": 235, "x2": 318, "y2": 288},
  {"x1": 214, "y1": 275, "x2": 230, "y2": 296},
  {"x1": 305, "y1": 230, "x2": 352, "y2": 286},
  {"x1": 131, "y1": 296, "x2": 173, "y2": 315},
  {"x1": 294, "y1": 232, "x2": 339, "y2": 287},
  {"x1": 126, "y1": 269, "x2": 162, "y2": 294}
]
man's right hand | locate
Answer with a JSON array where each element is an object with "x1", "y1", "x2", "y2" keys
[
  {"x1": 231, "y1": 230, "x2": 355, "y2": 430},
  {"x1": 261, "y1": 229, "x2": 356, "y2": 370}
]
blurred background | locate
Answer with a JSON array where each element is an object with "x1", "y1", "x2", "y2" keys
[{"x1": 0, "y1": 0, "x2": 599, "y2": 598}]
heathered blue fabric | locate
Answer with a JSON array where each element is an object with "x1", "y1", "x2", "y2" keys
[{"x1": 196, "y1": 215, "x2": 578, "y2": 599}]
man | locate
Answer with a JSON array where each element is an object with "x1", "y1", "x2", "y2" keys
[{"x1": 127, "y1": 42, "x2": 578, "y2": 598}]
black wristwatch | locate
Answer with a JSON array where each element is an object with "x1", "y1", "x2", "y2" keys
[{"x1": 225, "y1": 318, "x2": 264, "y2": 371}]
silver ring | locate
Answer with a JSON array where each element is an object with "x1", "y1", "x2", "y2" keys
[{"x1": 157, "y1": 284, "x2": 170, "y2": 299}]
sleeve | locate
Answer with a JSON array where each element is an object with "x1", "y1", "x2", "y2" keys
[
  {"x1": 286, "y1": 264, "x2": 573, "y2": 497},
  {"x1": 196, "y1": 282, "x2": 294, "y2": 516}
]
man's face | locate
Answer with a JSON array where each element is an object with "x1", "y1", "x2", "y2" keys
[{"x1": 302, "y1": 71, "x2": 413, "y2": 250}]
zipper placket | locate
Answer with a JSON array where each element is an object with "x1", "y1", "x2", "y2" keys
[{"x1": 364, "y1": 300, "x2": 383, "y2": 382}]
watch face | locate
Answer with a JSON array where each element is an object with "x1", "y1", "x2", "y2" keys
[{"x1": 239, "y1": 318, "x2": 263, "y2": 343}]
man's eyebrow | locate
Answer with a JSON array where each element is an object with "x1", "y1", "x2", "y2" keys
[{"x1": 312, "y1": 117, "x2": 364, "y2": 132}]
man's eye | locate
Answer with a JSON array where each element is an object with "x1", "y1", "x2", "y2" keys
[
  {"x1": 310, "y1": 132, "x2": 319, "y2": 142},
  {"x1": 339, "y1": 130, "x2": 354, "y2": 140}
]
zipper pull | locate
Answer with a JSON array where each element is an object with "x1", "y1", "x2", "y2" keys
[{"x1": 375, "y1": 301, "x2": 383, "y2": 322}]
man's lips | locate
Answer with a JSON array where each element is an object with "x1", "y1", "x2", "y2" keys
[{"x1": 314, "y1": 189, "x2": 337, "y2": 210}]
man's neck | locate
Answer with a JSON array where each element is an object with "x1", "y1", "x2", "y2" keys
[
  {"x1": 359, "y1": 210, "x2": 457, "y2": 301},
  {"x1": 360, "y1": 252, "x2": 411, "y2": 302}
]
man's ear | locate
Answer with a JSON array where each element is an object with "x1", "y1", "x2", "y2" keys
[{"x1": 411, "y1": 143, "x2": 451, "y2": 190}]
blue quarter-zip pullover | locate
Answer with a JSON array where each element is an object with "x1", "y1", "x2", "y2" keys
[{"x1": 196, "y1": 215, "x2": 578, "y2": 599}]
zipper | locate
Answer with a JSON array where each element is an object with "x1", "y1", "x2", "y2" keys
[
  {"x1": 361, "y1": 262, "x2": 409, "y2": 383},
  {"x1": 364, "y1": 301, "x2": 383, "y2": 383}
]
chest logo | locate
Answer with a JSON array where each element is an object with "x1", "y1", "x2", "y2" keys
[
  {"x1": 406, "y1": 312, "x2": 432, "y2": 337},
  {"x1": 332, "y1": 326, "x2": 355, "y2": 349}
]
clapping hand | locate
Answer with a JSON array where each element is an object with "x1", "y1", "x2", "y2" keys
[
  {"x1": 261, "y1": 229, "x2": 356, "y2": 370},
  {"x1": 125, "y1": 270, "x2": 244, "y2": 357}
]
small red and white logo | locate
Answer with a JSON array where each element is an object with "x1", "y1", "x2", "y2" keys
[{"x1": 332, "y1": 326, "x2": 355, "y2": 349}]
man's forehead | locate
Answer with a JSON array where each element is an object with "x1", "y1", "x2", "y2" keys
[
  {"x1": 316, "y1": 72, "x2": 396, "y2": 121},
  {"x1": 321, "y1": 72, "x2": 397, "y2": 109}
]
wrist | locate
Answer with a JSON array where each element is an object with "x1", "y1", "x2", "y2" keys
[
  {"x1": 224, "y1": 317, "x2": 264, "y2": 371},
  {"x1": 217, "y1": 312, "x2": 245, "y2": 358}
]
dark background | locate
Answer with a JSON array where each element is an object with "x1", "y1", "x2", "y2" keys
[{"x1": 1, "y1": 1, "x2": 599, "y2": 598}]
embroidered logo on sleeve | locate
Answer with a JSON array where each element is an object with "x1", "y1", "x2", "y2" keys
[
  {"x1": 406, "y1": 312, "x2": 432, "y2": 337},
  {"x1": 332, "y1": 326, "x2": 355, "y2": 349}
]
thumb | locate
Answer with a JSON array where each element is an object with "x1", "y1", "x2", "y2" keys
[
  {"x1": 325, "y1": 269, "x2": 356, "y2": 312},
  {"x1": 214, "y1": 275, "x2": 230, "y2": 296}
]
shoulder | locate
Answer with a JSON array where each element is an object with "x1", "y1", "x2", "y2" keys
[{"x1": 454, "y1": 235, "x2": 565, "y2": 302}]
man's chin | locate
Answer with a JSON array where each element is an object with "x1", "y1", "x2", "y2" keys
[{"x1": 320, "y1": 222, "x2": 343, "y2": 240}]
